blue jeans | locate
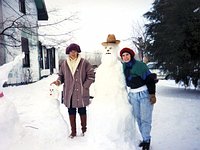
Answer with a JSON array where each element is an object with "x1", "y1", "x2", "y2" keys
[{"x1": 128, "y1": 90, "x2": 153, "y2": 142}]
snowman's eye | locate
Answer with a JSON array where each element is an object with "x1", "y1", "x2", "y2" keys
[
  {"x1": 109, "y1": 47, "x2": 112, "y2": 49},
  {"x1": 105, "y1": 47, "x2": 107, "y2": 49}
]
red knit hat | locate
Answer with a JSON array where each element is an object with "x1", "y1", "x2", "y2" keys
[
  {"x1": 120, "y1": 47, "x2": 135, "y2": 58},
  {"x1": 66, "y1": 43, "x2": 81, "y2": 54}
]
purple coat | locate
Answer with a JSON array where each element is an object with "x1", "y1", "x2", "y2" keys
[{"x1": 58, "y1": 58, "x2": 95, "y2": 108}]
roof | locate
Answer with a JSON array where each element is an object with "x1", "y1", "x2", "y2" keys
[{"x1": 34, "y1": 0, "x2": 48, "y2": 20}]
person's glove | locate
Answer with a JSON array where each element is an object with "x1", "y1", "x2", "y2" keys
[{"x1": 150, "y1": 94, "x2": 156, "y2": 104}]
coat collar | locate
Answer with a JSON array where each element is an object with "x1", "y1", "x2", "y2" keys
[{"x1": 66, "y1": 54, "x2": 81, "y2": 76}]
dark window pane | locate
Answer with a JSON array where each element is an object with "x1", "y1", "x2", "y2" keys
[
  {"x1": 19, "y1": 0, "x2": 26, "y2": 14},
  {"x1": 21, "y1": 37, "x2": 30, "y2": 67}
]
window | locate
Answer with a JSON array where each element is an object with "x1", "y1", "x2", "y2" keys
[
  {"x1": 44, "y1": 49, "x2": 49, "y2": 69},
  {"x1": 38, "y1": 41, "x2": 44, "y2": 69},
  {"x1": 49, "y1": 48, "x2": 56, "y2": 74},
  {"x1": 21, "y1": 37, "x2": 30, "y2": 67},
  {"x1": 50, "y1": 48, "x2": 56, "y2": 69},
  {"x1": 19, "y1": 0, "x2": 26, "y2": 14}
]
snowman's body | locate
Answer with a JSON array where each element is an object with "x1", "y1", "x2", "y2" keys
[
  {"x1": 94, "y1": 44, "x2": 128, "y2": 103},
  {"x1": 89, "y1": 43, "x2": 136, "y2": 149},
  {"x1": 0, "y1": 53, "x2": 24, "y2": 150},
  {"x1": 0, "y1": 96, "x2": 21, "y2": 150}
]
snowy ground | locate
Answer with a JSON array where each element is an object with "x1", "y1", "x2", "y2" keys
[
  {"x1": 151, "y1": 80, "x2": 200, "y2": 150},
  {"x1": 0, "y1": 75, "x2": 200, "y2": 150}
]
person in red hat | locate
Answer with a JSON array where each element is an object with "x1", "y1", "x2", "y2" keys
[
  {"x1": 120, "y1": 47, "x2": 157, "y2": 150},
  {"x1": 51, "y1": 43, "x2": 95, "y2": 138}
]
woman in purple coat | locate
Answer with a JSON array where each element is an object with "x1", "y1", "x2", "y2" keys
[{"x1": 51, "y1": 43, "x2": 95, "y2": 138}]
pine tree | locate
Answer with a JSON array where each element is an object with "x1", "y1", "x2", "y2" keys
[{"x1": 144, "y1": 0, "x2": 200, "y2": 87}]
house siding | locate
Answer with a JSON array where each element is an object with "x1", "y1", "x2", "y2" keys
[
  {"x1": 0, "y1": 0, "x2": 47, "y2": 85},
  {"x1": 0, "y1": 0, "x2": 5, "y2": 65}
]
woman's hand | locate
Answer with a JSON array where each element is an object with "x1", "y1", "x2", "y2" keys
[{"x1": 50, "y1": 80, "x2": 61, "y2": 86}]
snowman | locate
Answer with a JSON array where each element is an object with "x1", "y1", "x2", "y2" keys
[
  {"x1": 88, "y1": 34, "x2": 136, "y2": 149},
  {"x1": 0, "y1": 53, "x2": 24, "y2": 150}
]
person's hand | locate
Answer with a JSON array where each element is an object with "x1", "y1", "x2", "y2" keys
[
  {"x1": 150, "y1": 94, "x2": 156, "y2": 104},
  {"x1": 50, "y1": 80, "x2": 61, "y2": 86}
]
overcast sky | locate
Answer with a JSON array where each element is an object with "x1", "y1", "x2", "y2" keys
[{"x1": 42, "y1": 0, "x2": 154, "y2": 52}]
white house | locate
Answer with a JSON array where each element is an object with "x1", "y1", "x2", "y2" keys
[{"x1": 0, "y1": 0, "x2": 51, "y2": 85}]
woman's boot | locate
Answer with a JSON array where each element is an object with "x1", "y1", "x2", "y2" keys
[
  {"x1": 69, "y1": 115, "x2": 76, "y2": 138},
  {"x1": 80, "y1": 114, "x2": 87, "y2": 136}
]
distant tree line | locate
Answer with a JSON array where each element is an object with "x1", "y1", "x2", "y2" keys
[{"x1": 144, "y1": 0, "x2": 200, "y2": 88}]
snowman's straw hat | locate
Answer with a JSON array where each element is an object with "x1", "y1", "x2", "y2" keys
[{"x1": 102, "y1": 34, "x2": 120, "y2": 46}]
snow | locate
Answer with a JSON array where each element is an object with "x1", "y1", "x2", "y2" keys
[
  {"x1": 1, "y1": 68, "x2": 200, "y2": 150},
  {"x1": 0, "y1": 53, "x2": 24, "y2": 90}
]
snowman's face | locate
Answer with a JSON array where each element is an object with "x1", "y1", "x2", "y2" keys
[
  {"x1": 102, "y1": 44, "x2": 118, "y2": 56},
  {"x1": 49, "y1": 84, "x2": 59, "y2": 99},
  {"x1": 104, "y1": 45, "x2": 114, "y2": 55},
  {"x1": 101, "y1": 44, "x2": 119, "y2": 65}
]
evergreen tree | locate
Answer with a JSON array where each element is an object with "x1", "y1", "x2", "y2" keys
[{"x1": 144, "y1": 0, "x2": 200, "y2": 87}]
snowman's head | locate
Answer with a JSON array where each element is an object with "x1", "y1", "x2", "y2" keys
[
  {"x1": 49, "y1": 84, "x2": 59, "y2": 99},
  {"x1": 101, "y1": 43, "x2": 119, "y2": 66}
]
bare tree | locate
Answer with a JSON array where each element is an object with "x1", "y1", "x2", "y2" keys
[
  {"x1": 37, "y1": 10, "x2": 80, "y2": 48},
  {"x1": 0, "y1": 12, "x2": 78, "y2": 48},
  {"x1": 124, "y1": 20, "x2": 150, "y2": 62},
  {"x1": 84, "y1": 51, "x2": 102, "y2": 67}
]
